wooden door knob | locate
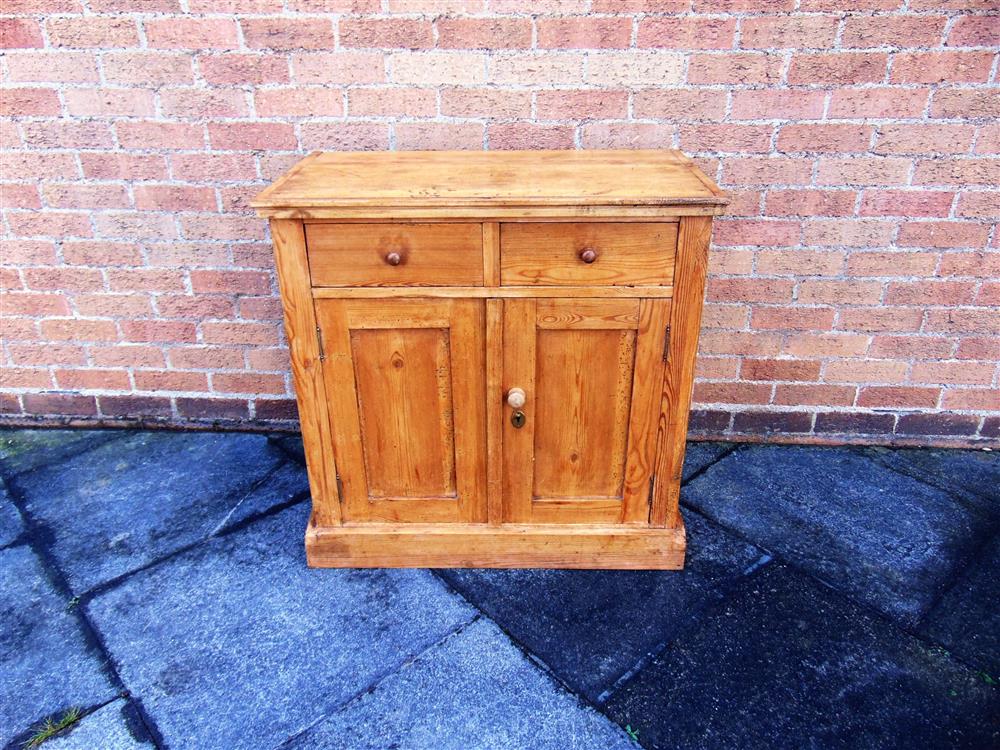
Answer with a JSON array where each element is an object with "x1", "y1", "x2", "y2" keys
[
  {"x1": 385, "y1": 251, "x2": 402, "y2": 266},
  {"x1": 579, "y1": 248, "x2": 598, "y2": 264},
  {"x1": 506, "y1": 387, "x2": 526, "y2": 409}
]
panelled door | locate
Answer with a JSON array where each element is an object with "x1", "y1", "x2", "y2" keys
[
  {"x1": 501, "y1": 298, "x2": 671, "y2": 525},
  {"x1": 314, "y1": 298, "x2": 487, "y2": 524}
]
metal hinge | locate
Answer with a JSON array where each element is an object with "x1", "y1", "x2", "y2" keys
[
  {"x1": 315, "y1": 325, "x2": 326, "y2": 361},
  {"x1": 662, "y1": 325, "x2": 672, "y2": 362}
]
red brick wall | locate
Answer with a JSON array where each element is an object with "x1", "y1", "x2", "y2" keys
[{"x1": 1, "y1": 1, "x2": 998, "y2": 445}]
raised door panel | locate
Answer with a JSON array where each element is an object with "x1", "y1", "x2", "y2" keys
[
  {"x1": 502, "y1": 298, "x2": 671, "y2": 525},
  {"x1": 315, "y1": 298, "x2": 487, "y2": 524}
]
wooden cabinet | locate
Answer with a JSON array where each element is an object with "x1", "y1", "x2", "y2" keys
[{"x1": 253, "y1": 150, "x2": 726, "y2": 569}]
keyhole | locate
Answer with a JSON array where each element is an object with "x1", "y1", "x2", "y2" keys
[{"x1": 511, "y1": 410, "x2": 526, "y2": 429}]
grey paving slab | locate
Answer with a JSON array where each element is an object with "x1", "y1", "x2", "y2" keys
[
  {"x1": 864, "y1": 446, "x2": 1000, "y2": 517},
  {"x1": 16, "y1": 430, "x2": 307, "y2": 594},
  {"x1": 285, "y1": 617, "x2": 636, "y2": 750},
  {"x1": 41, "y1": 700, "x2": 155, "y2": 750},
  {"x1": 683, "y1": 444, "x2": 992, "y2": 625},
  {"x1": 681, "y1": 441, "x2": 733, "y2": 482},
  {"x1": 87, "y1": 504, "x2": 475, "y2": 750},
  {"x1": 920, "y1": 532, "x2": 1000, "y2": 676},
  {"x1": 0, "y1": 428, "x2": 123, "y2": 477},
  {"x1": 0, "y1": 545, "x2": 117, "y2": 747},
  {"x1": 0, "y1": 477, "x2": 24, "y2": 548},
  {"x1": 439, "y1": 512, "x2": 767, "y2": 703},
  {"x1": 605, "y1": 565, "x2": 1000, "y2": 750}
]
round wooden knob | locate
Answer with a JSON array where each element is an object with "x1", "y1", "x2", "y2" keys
[
  {"x1": 579, "y1": 248, "x2": 598, "y2": 264},
  {"x1": 385, "y1": 251, "x2": 402, "y2": 266},
  {"x1": 506, "y1": 387, "x2": 526, "y2": 409}
]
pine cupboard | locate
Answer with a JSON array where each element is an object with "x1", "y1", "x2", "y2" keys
[{"x1": 252, "y1": 150, "x2": 726, "y2": 569}]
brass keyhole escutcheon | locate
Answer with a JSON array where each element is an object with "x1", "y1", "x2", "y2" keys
[{"x1": 511, "y1": 410, "x2": 526, "y2": 429}]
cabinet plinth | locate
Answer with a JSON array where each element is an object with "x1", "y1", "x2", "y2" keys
[{"x1": 254, "y1": 149, "x2": 726, "y2": 569}]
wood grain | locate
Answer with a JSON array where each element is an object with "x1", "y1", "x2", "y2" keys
[
  {"x1": 312, "y1": 285, "x2": 675, "y2": 299},
  {"x1": 500, "y1": 222, "x2": 678, "y2": 287},
  {"x1": 306, "y1": 222, "x2": 483, "y2": 287}
]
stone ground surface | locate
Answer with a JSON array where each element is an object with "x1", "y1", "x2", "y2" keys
[{"x1": 0, "y1": 428, "x2": 996, "y2": 750}]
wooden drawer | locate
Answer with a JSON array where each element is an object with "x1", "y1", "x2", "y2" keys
[
  {"x1": 305, "y1": 223, "x2": 483, "y2": 287},
  {"x1": 500, "y1": 222, "x2": 677, "y2": 286}
]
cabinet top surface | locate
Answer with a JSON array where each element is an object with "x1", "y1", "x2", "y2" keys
[{"x1": 252, "y1": 149, "x2": 727, "y2": 215}]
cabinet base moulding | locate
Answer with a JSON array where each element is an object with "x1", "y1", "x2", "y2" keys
[{"x1": 305, "y1": 520, "x2": 687, "y2": 570}]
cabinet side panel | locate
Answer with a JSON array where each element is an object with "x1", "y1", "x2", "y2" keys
[
  {"x1": 269, "y1": 218, "x2": 341, "y2": 526},
  {"x1": 651, "y1": 216, "x2": 712, "y2": 528}
]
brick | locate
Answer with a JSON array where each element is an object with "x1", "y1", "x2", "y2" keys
[
  {"x1": 824, "y1": 359, "x2": 908, "y2": 383},
  {"x1": 56, "y1": 368, "x2": 130, "y2": 391},
  {"x1": 99, "y1": 396, "x2": 173, "y2": 418},
  {"x1": 983, "y1": 417, "x2": 1000, "y2": 439},
  {"x1": 1, "y1": 368, "x2": 53, "y2": 389},
  {"x1": 89, "y1": 0, "x2": 179, "y2": 9},
  {"x1": 436, "y1": 18, "x2": 531, "y2": 50},
  {"x1": 63, "y1": 242, "x2": 142, "y2": 267},
  {"x1": 588, "y1": 52, "x2": 684, "y2": 85},
  {"x1": 751, "y1": 306, "x2": 837, "y2": 331},
  {"x1": 708, "y1": 278, "x2": 795, "y2": 304},
  {"x1": 680, "y1": 124, "x2": 773, "y2": 153},
  {"x1": 22, "y1": 394, "x2": 97, "y2": 417},
  {"x1": 802, "y1": 219, "x2": 894, "y2": 248},
  {"x1": 845, "y1": 309, "x2": 932, "y2": 338},
  {"x1": 977, "y1": 282, "x2": 1000, "y2": 306},
  {"x1": 694, "y1": 382, "x2": 773, "y2": 405},
  {"x1": 1, "y1": 241, "x2": 57, "y2": 265},
  {"x1": 145, "y1": 19, "x2": 239, "y2": 49},
  {"x1": 707, "y1": 250, "x2": 754, "y2": 275},
  {"x1": 176, "y1": 398, "x2": 249, "y2": 420},
  {"x1": 440, "y1": 88, "x2": 531, "y2": 119},
  {"x1": 46, "y1": 16, "x2": 139, "y2": 47},
  {"x1": 168, "y1": 346, "x2": 244, "y2": 370},
  {"x1": 788, "y1": 53, "x2": 887, "y2": 84},
  {"x1": 816, "y1": 157, "x2": 911, "y2": 186},
  {"x1": 40, "y1": 318, "x2": 118, "y2": 342},
  {"x1": 703, "y1": 303, "x2": 750, "y2": 328},
  {"x1": 756, "y1": 250, "x2": 845, "y2": 276},
  {"x1": 22, "y1": 121, "x2": 114, "y2": 150},
  {"x1": 724, "y1": 189, "x2": 764, "y2": 217},
  {"x1": 773, "y1": 384, "x2": 857, "y2": 407},
  {"x1": 858, "y1": 386, "x2": 940, "y2": 408},
  {"x1": 350, "y1": 88, "x2": 436, "y2": 117},
  {"x1": 730, "y1": 90, "x2": 826, "y2": 120},
  {"x1": 213, "y1": 373, "x2": 285, "y2": 395},
  {"x1": 0, "y1": 87, "x2": 61, "y2": 116},
  {"x1": 254, "y1": 88, "x2": 343, "y2": 117},
  {"x1": 814, "y1": 412, "x2": 896, "y2": 435},
  {"x1": 859, "y1": 190, "x2": 954, "y2": 218},
  {"x1": 247, "y1": 347, "x2": 290, "y2": 371},
  {"x1": 638, "y1": 17, "x2": 735, "y2": 49},
  {"x1": 930, "y1": 89, "x2": 1000, "y2": 119},
  {"x1": 134, "y1": 370, "x2": 208, "y2": 393},
  {"x1": 778, "y1": 124, "x2": 873, "y2": 154},
  {"x1": 488, "y1": 53, "x2": 584, "y2": 87},
  {"x1": 394, "y1": 122, "x2": 484, "y2": 151},
  {"x1": 687, "y1": 409, "x2": 732, "y2": 433},
  {"x1": 188, "y1": 0, "x2": 283, "y2": 9},
  {"x1": 93, "y1": 212, "x2": 177, "y2": 240},
  {"x1": 841, "y1": 16, "x2": 945, "y2": 49},
  {"x1": 766, "y1": 190, "x2": 856, "y2": 218},
  {"x1": 8, "y1": 211, "x2": 93, "y2": 238},
  {"x1": 102, "y1": 52, "x2": 194, "y2": 85},
  {"x1": 847, "y1": 251, "x2": 939, "y2": 278},
  {"x1": 203, "y1": 321, "x2": 279, "y2": 346},
  {"x1": 633, "y1": 89, "x2": 727, "y2": 120},
  {"x1": 700, "y1": 330, "x2": 784, "y2": 356},
  {"x1": 117, "y1": 121, "x2": 204, "y2": 150},
  {"x1": 977, "y1": 124, "x2": 1000, "y2": 154},
  {"x1": 890, "y1": 51, "x2": 994, "y2": 84},
  {"x1": 2, "y1": 185, "x2": 42, "y2": 210},
  {"x1": 122, "y1": 320, "x2": 196, "y2": 343},
  {"x1": 695, "y1": 356, "x2": 740, "y2": 379},
  {"x1": 593, "y1": 0, "x2": 689, "y2": 8},
  {"x1": 723, "y1": 157, "x2": 813, "y2": 186},
  {"x1": 938, "y1": 252, "x2": 1000, "y2": 278},
  {"x1": 733, "y1": 410, "x2": 813, "y2": 434},
  {"x1": 42, "y1": 183, "x2": 131, "y2": 210},
  {"x1": 537, "y1": 18, "x2": 632, "y2": 49},
  {"x1": 947, "y1": 16, "x2": 1000, "y2": 47},
  {"x1": 242, "y1": 18, "x2": 333, "y2": 50},
  {"x1": 580, "y1": 122, "x2": 674, "y2": 149},
  {"x1": 108, "y1": 269, "x2": 186, "y2": 293},
  {"x1": 170, "y1": 153, "x2": 257, "y2": 182},
  {"x1": 10, "y1": 344, "x2": 86, "y2": 367},
  {"x1": 6, "y1": 51, "x2": 100, "y2": 83},
  {"x1": 897, "y1": 221, "x2": 990, "y2": 249},
  {"x1": 180, "y1": 215, "x2": 264, "y2": 242},
  {"x1": 199, "y1": 54, "x2": 289, "y2": 85},
  {"x1": 687, "y1": 53, "x2": 781, "y2": 84},
  {"x1": 77, "y1": 293, "x2": 152, "y2": 318},
  {"x1": 81, "y1": 153, "x2": 167, "y2": 181},
  {"x1": 828, "y1": 87, "x2": 929, "y2": 119},
  {"x1": 784, "y1": 332, "x2": 870, "y2": 358},
  {"x1": 742, "y1": 358, "x2": 822, "y2": 382},
  {"x1": 1, "y1": 19, "x2": 44, "y2": 48},
  {"x1": 161, "y1": 88, "x2": 249, "y2": 118},
  {"x1": 488, "y1": 123, "x2": 575, "y2": 150},
  {"x1": 869, "y1": 335, "x2": 953, "y2": 359},
  {"x1": 394, "y1": 52, "x2": 487, "y2": 85},
  {"x1": 914, "y1": 159, "x2": 1000, "y2": 187},
  {"x1": 741, "y1": 16, "x2": 838, "y2": 49},
  {"x1": 941, "y1": 389, "x2": 1000, "y2": 411},
  {"x1": 208, "y1": 122, "x2": 296, "y2": 151},
  {"x1": 238, "y1": 297, "x2": 282, "y2": 320},
  {"x1": 537, "y1": 90, "x2": 629, "y2": 120},
  {"x1": 255, "y1": 399, "x2": 298, "y2": 421},
  {"x1": 292, "y1": 52, "x2": 385, "y2": 84},
  {"x1": 1, "y1": 292, "x2": 69, "y2": 316},
  {"x1": 156, "y1": 295, "x2": 234, "y2": 319},
  {"x1": 714, "y1": 219, "x2": 800, "y2": 247},
  {"x1": 134, "y1": 185, "x2": 217, "y2": 212},
  {"x1": 925, "y1": 308, "x2": 1000, "y2": 335},
  {"x1": 912, "y1": 361, "x2": 995, "y2": 386},
  {"x1": 896, "y1": 413, "x2": 979, "y2": 437},
  {"x1": 299, "y1": 121, "x2": 390, "y2": 151},
  {"x1": 65, "y1": 88, "x2": 157, "y2": 117}
]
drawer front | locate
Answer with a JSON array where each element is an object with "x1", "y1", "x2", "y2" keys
[
  {"x1": 305, "y1": 223, "x2": 483, "y2": 287},
  {"x1": 500, "y1": 222, "x2": 677, "y2": 286}
]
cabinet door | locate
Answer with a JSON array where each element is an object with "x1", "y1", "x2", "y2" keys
[
  {"x1": 315, "y1": 298, "x2": 487, "y2": 524},
  {"x1": 502, "y1": 298, "x2": 671, "y2": 525}
]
